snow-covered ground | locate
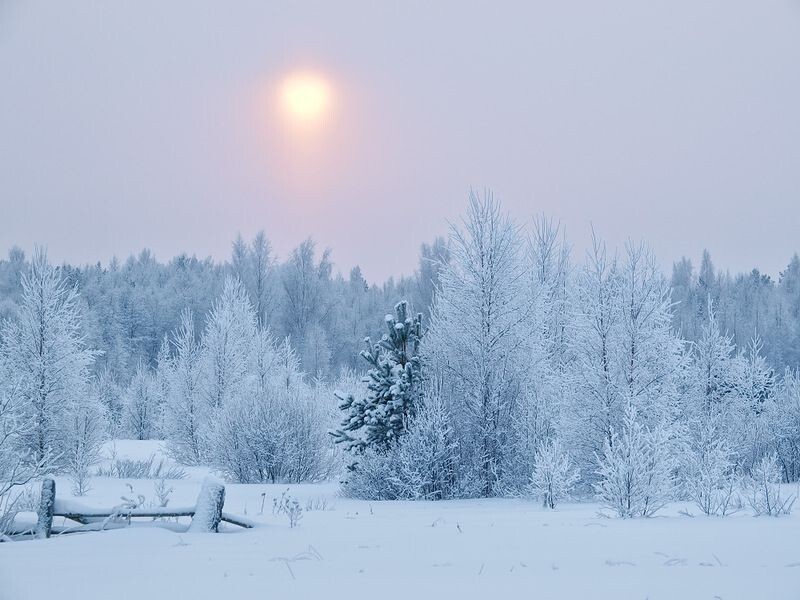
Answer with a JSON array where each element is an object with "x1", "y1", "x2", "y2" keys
[{"x1": 2, "y1": 441, "x2": 799, "y2": 600}]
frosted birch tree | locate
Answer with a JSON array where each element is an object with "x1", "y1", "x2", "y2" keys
[
  {"x1": 425, "y1": 192, "x2": 530, "y2": 496},
  {"x1": 163, "y1": 309, "x2": 205, "y2": 464},
  {"x1": 0, "y1": 249, "x2": 96, "y2": 470}
]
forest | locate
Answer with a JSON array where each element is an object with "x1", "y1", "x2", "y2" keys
[{"x1": 1, "y1": 193, "x2": 800, "y2": 521}]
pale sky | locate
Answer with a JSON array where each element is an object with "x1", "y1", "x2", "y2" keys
[{"x1": 1, "y1": 1, "x2": 799, "y2": 282}]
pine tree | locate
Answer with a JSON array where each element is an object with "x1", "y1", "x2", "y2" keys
[{"x1": 332, "y1": 300, "x2": 422, "y2": 453}]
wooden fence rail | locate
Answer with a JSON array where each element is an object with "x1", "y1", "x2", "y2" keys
[{"x1": 33, "y1": 478, "x2": 255, "y2": 539}]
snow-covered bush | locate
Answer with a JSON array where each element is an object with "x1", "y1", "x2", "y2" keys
[
  {"x1": 211, "y1": 373, "x2": 333, "y2": 484},
  {"x1": 529, "y1": 438, "x2": 580, "y2": 509},
  {"x1": 745, "y1": 453, "x2": 795, "y2": 516},
  {"x1": 683, "y1": 417, "x2": 740, "y2": 516},
  {"x1": 594, "y1": 404, "x2": 674, "y2": 518},
  {"x1": 95, "y1": 453, "x2": 187, "y2": 480}
]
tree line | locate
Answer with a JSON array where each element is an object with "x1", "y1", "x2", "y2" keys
[{"x1": 1, "y1": 192, "x2": 799, "y2": 522}]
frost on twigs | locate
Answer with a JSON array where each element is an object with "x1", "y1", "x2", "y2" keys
[
  {"x1": 745, "y1": 454, "x2": 795, "y2": 517},
  {"x1": 273, "y1": 488, "x2": 303, "y2": 528},
  {"x1": 529, "y1": 438, "x2": 580, "y2": 509}
]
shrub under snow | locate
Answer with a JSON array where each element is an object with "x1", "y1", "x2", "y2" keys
[
  {"x1": 683, "y1": 417, "x2": 740, "y2": 516},
  {"x1": 594, "y1": 404, "x2": 674, "y2": 518},
  {"x1": 529, "y1": 438, "x2": 580, "y2": 509},
  {"x1": 745, "y1": 453, "x2": 795, "y2": 517}
]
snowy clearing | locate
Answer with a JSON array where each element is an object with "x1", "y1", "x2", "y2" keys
[{"x1": 2, "y1": 442, "x2": 799, "y2": 600}]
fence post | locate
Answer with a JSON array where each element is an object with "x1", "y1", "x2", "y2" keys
[
  {"x1": 188, "y1": 479, "x2": 225, "y2": 533},
  {"x1": 36, "y1": 479, "x2": 55, "y2": 539}
]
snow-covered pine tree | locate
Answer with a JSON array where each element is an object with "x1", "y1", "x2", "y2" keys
[
  {"x1": 332, "y1": 300, "x2": 422, "y2": 453},
  {"x1": 0, "y1": 249, "x2": 97, "y2": 471}
]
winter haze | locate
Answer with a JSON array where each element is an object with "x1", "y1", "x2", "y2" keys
[
  {"x1": 2, "y1": 4, "x2": 800, "y2": 600},
  {"x1": 1, "y1": 0, "x2": 799, "y2": 281}
]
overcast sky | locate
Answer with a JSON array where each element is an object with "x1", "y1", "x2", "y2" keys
[{"x1": 1, "y1": 1, "x2": 799, "y2": 282}]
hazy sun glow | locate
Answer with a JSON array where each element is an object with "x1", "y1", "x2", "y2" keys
[{"x1": 280, "y1": 73, "x2": 331, "y2": 125}]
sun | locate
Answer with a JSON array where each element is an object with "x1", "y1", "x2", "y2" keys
[{"x1": 279, "y1": 73, "x2": 331, "y2": 125}]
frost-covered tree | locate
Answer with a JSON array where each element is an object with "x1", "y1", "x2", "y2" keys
[
  {"x1": 693, "y1": 296, "x2": 737, "y2": 412},
  {"x1": 91, "y1": 367, "x2": 124, "y2": 435},
  {"x1": 616, "y1": 242, "x2": 684, "y2": 427},
  {"x1": 594, "y1": 404, "x2": 674, "y2": 518},
  {"x1": 425, "y1": 192, "x2": 531, "y2": 497},
  {"x1": 332, "y1": 300, "x2": 422, "y2": 453},
  {"x1": 501, "y1": 218, "x2": 570, "y2": 493},
  {"x1": 122, "y1": 363, "x2": 159, "y2": 440},
  {"x1": 201, "y1": 277, "x2": 256, "y2": 409},
  {"x1": 279, "y1": 239, "x2": 333, "y2": 373},
  {"x1": 683, "y1": 416, "x2": 739, "y2": 516},
  {"x1": 565, "y1": 234, "x2": 622, "y2": 478},
  {"x1": 0, "y1": 249, "x2": 96, "y2": 470},
  {"x1": 231, "y1": 231, "x2": 276, "y2": 329},
  {"x1": 771, "y1": 370, "x2": 800, "y2": 482},
  {"x1": 67, "y1": 395, "x2": 106, "y2": 495},
  {"x1": 567, "y1": 239, "x2": 684, "y2": 485},
  {"x1": 727, "y1": 335, "x2": 776, "y2": 473},
  {"x1": 163, "y1": 309, "x2": 206, "y2": 464},
  {"x1": 0, "y1": 359, "x2": 48, "y2": 533},
  {"x1": 529, "y1": 438, "x2": 580, "y2": 509}
]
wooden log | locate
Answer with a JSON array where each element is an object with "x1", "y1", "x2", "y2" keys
[
  {"x1": 188, "y1": 480, "x2": 225, "y2": 533},
  {"x1": 55, "y1": 509, "x2": 197, "y2": 524},
  {"x1": 35, "y1": 479, "x2": 55, "y2": 539},
  {"x1": 220, "y1": 512, "x2": 257, "y2": 529}
]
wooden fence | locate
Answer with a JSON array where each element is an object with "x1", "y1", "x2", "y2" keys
[{"x1": 29, "y1": 478, "x2": 255, "y2": 539}]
